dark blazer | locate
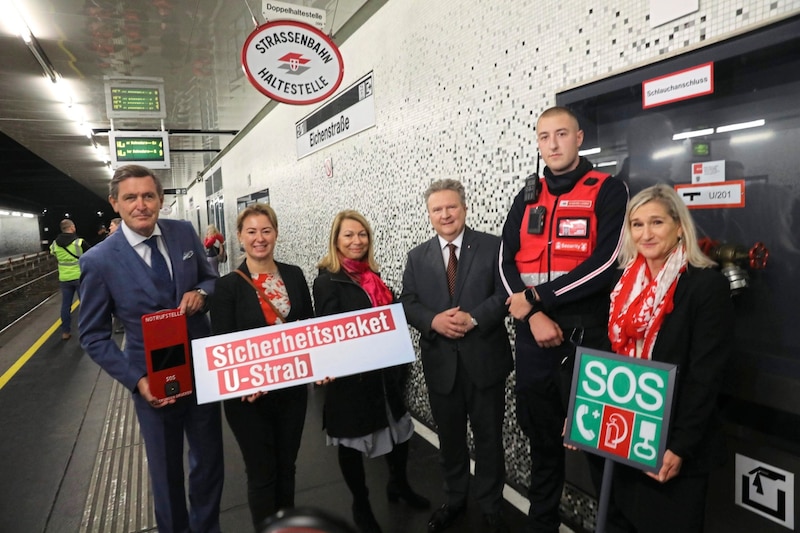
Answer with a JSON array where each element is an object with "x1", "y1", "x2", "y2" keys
[
  {"x1": 400, "y1": 227, "x2": 513, "y2": 395},
  {"x1": 646, "y1": 265, "x2": 733, "y2": 475},
  {"x1": 313, "y1": 268, "x2": 408, "y2": 438},
  {"x1": 210, "y1": 260, "x2": 314, "y2": 334},
  {"x1": 79, "y1": 219, "x2": 218, "y2": 391}
]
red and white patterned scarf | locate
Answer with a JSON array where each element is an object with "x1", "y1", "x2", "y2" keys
[{"x1": 608, "y1": 245, "x2": 687, "y2": 359}]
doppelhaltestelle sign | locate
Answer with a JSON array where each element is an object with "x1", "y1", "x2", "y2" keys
[
  {"x1": 190, "y1": 304, "x2": 415, "y2": 404},
  {"x1": 242, "y1": 20, "x2": 344, "y2": 105}
]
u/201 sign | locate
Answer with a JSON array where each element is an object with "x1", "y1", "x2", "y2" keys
[{"x1": 564, "y1": 348, "x2": 677, "y2": 472}]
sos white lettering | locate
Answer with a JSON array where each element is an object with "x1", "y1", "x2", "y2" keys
[{"x1": 580, "y1": 360, "x2": 664, "y2": 411}]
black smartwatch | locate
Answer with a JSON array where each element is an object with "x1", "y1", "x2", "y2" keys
[
  {"x1": 522, "y1": 298, "x2": 544, "y2": 322},
  {"x1": 524, "y1": 287, "x2": 537, "y2": 304}
]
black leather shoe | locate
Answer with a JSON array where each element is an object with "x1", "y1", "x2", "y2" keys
[
  {"x1": 484, "y1": 511, "x2": 510, "y2": 533},
  {"x1": 427, "y1": 504, "x2": 464, "y2": 532},
  {"x1": 386, "y1": 479, "x2": 430, "y2": 509}
]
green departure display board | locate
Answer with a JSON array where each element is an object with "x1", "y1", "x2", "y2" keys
[
  {"x1": 111, "y1": 87, "x2": 161, "y2": 112},
  {"x1": 105, "y1": 81, "x2": 166, "y2": 119},
  {"x1": 109, "y1": 131, "x2": 170, "y2": 169},
  {"x1": 114, "y1": 136, "x2": 163, "y2": 161}
]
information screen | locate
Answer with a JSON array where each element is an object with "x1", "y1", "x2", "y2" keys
[
  {"x1": 108, "y1": 131, "x2": 170, "y2": 169},
  {"x1": 104, "y1": 82, "x2": 166, "y2": 118},
  {"x1": 111, "y1": 87, "x2": 161, "y2": 113}
]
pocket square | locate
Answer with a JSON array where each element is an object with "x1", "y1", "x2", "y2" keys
[{"x1": 183, "y1": 251, "x2": 194, "y2": 260}]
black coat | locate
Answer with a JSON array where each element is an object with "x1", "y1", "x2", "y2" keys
[
  {"x1": 312, "y1": 268, "x2": 409, "y2": 438},
  {"x1": 648, "y1": 265, "x2": 733, "y2": 475},
  {"x1": 210, "y1": 260, "x2": 314, "y2": 334}
]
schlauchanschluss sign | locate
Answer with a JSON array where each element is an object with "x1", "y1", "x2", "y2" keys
[{"x1": 564, "y1": 348, "x2": 677, "y2": 472}]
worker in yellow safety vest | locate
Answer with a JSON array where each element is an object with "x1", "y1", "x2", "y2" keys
[{"x1": 49, "y1": 219, "x2": 89, "y2": 340}]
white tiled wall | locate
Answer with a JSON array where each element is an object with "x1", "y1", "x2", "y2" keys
[{"x1": 209, "y1": 0, "x2": 800, "y2": 491}]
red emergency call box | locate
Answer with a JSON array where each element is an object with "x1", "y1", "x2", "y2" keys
[{"x1": 142, "y1": 309, "x2": 193, "y2": 400}]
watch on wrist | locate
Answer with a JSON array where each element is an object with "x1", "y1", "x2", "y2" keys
[
  {"x1": 523, "y1": 300, "x2": 544, "y2": 322},
  {"x1": 195, "y1": 288, "x2": 208, "y2": 297},
  {"x1": 524, "y1": 287, "x2": 537, "y2": 304},
  {"x1": 470, "y1": 316, "x2": 478, "y2": 328}
]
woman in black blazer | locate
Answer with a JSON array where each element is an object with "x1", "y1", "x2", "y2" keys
[
  {"x1": 313, "y1": 210, "x2": 429, "y2": 533},
  {"x1": 604, "y1": 184, "x2": 734, "y2": 532},
  {"x1": 210, "y1": 204, "x2": 313, "y2": 532}
]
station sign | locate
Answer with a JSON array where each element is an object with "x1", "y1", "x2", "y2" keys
[
  {"x1": 263, "y1": 0, "x2": 325, "y2": 31},
  {"x1": 675, "y1": 180, "x2": 745, "y2": 209},
  {"x1": 295, "y1": 71, "x2": 375, "y2": 159},
  {"x1": 564, "y1": 347, "x2": 677, "y2": 472},
  {"x1": 242, "y1": 20, "x2": 344, "y2": 105}
]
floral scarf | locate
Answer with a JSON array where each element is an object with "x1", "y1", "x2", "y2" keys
[
  {"x1": 608, "y1": 245, "x2": 687, "y2": 359},
  {"x1": 340, "y1": 256, "x2": 393, "y2": 307}
]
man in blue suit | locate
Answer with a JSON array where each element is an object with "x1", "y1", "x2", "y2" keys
[
  {"x1": 79, "y1": 164, "x2": 223, "y2": 533},
  {"x1": 401, "y1": 179, "x2": 513, "y2": 533}
]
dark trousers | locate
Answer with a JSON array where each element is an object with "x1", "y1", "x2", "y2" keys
[
  {"x1": 515, "y1": 324, "x2": 609, "y2": 533},
  {"x1": 427, "y1": 357, "x2": 506, "y2": 513},
  {"x1": 224, "y1": 384, "x2": 308, "y2": 530},
  {"x1": 132, "y1": 393, "x2": 224, "y2": 533},
  {"x1": 59, "y1": 279, "x2": 80, "y2": 333}
]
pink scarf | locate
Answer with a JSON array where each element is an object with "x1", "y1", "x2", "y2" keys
[
  {"x1": 608, "y1": 246, "x2": 687, "y2": 359},
  {"x1": 340, "y1": 256, "x2": 393, "y2": 307}
]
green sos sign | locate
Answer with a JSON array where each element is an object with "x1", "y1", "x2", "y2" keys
[{"x1": 564, "y1": 348, "x2": 677, "y2": 472}]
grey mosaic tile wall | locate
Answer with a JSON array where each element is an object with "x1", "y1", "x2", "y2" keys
[{"x1": 199, "y1": 0, "x2": 800, "y2": 498}]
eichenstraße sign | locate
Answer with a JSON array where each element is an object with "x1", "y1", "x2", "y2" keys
[{"x1": 242, "y1": 20, "x2": 344, "y2": 105}]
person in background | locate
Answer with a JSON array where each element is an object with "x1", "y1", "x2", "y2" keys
[
  {"x1": 210, "y1": 203, "x2": 313, "y2": 531},
  {"x1": 602, "y1": 184, "x2": 733, "y2": 532},
  {"x1": 400, "y1": 179, "x2": 513, "y2": 533},
  {"x1": 79, "y1": 164, "x2": 223, "y2": 533},
  {"x1": 313, "y1": 210, "x2": 429, "y2": 533},
  {"x1": 50, "y1": 219, "x2": 89, "y2": 340},
  {"x1": 106, "y1": 217, "x2": 125, "y2": 334},
  {"x1": 204, "y1": 224, "x2": 226, "y2": 274},
  {"x1": 499, "y1": 106, "x2": 628, "y2": 533}
]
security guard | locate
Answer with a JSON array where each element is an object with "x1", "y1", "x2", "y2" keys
[
  {"x1": 499, "y1": 106, "x2": 628, "y2": 533},
  {"x1": 50, "y1": 219, "x2": 89, "y2": 340}
]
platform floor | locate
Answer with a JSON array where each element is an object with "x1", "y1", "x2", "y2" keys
[{"x1": 0, "y1": 295, "x2": 578, "y2": 533}]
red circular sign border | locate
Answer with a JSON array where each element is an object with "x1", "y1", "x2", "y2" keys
[{"x1": 241, "y1": 20, "x2": 345, "y2": 105}]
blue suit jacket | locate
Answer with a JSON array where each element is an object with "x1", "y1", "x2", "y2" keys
[{"x1": 79, "y1": 219, "x2": 217, "y2": 392}]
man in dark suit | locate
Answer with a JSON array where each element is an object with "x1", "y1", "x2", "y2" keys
[
  {"x1": 79, "y1": 164, "x2": 223, "y2": 533},
  {"x1": 400, "y1": 179, "x2": 513, "y2": 533}
]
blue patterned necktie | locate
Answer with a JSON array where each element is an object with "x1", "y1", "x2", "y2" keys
[{"x1": 144, "y1": 236, "x2": 172, "y2": 285}]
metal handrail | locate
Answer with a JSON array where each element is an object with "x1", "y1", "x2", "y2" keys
[{"x1": 0, "y1": 269, "x2": 57, "y2": 299}]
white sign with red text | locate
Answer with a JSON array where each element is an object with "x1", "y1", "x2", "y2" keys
[
  {"x1": 190, "y1": 303, "x2": 415, "y2": 404},
  {"x1": 643, "y1": 62, "x2": 713, "y2": 109}
]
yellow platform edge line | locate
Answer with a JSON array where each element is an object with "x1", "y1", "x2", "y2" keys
[{"x1": 0, "y1": 299, "x2": 80, "y2": 390}]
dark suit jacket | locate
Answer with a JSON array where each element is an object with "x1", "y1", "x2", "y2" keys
[
  {"x1": 78, "y1": 219, "x2": 218, "y2": 392},
  {"x1": 400, "y1": 227, "x2": 512, "y2": 395},
  {"x1": 210, "y1": 260, "x2": 314, "y2": 334},
  {"x1": 648, "y1": 266, "x2": 733, "y2": 475}
]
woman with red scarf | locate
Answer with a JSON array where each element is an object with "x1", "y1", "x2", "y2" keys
[
  {"x1": 313, "y1": 210, "x2": 429, "y2": 533},
  {"x1": 604, "y1": 184, "x2": 734, "y2": 532}
]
